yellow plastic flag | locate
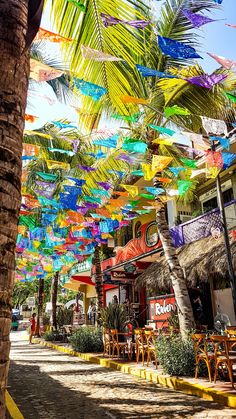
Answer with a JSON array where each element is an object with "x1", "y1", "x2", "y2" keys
[
  {"x1": 206, "y1": 165, "x2": 220, "y2": 179},
  {"x1": 152, "y1": 138, "x2": 174, "y2": 146},
  {"x1": 47, "y1": 160, "x2": 70, "y2": 170},
  {"x1": 33, "y1": 241, "x2": 41, "y2": 248},
  {"x1": 141, "y1": 164, "x2": 156, "y2": 181},
  {"x1": 111, "y1": 214, "x2": 123, "y2": 222},
  {"x1": 120, "y1": 184, "x2": 139, "y2": 198},
  {"x1": 152, "y1": 155, "x2": 173, "y2": 172}
]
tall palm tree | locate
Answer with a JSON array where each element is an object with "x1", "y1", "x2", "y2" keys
[
  {"x1": 51, "y1": 0, "x2": 236, "y2": 333},
  {"x1": 0, "y1": 0, "x2": 44, "y2": 413}
]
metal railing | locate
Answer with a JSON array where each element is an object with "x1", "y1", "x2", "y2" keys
[{"x1": 170, "y1": 200, "x2": 236, "y2": 247}]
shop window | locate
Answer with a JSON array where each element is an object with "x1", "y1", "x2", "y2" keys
[
  {"x1": 203, "y1": 188, "x2": 233, "y2": 213},
  {"x1": 121, "y1": 224, "x2": 133, "y2": 246},
  {"x1": 145, "y1": 222, "x2": 159, "y2": 247},
  {"x1": 134, "y1": 221, "x2": 141, "y2": 238}
]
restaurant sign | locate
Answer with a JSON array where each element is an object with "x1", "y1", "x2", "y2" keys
[{"x1": 148, "y1": 294, "x2": 176, "y2": 328}]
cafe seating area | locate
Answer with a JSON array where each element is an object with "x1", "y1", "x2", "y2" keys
[
  {"x1": 103, "y1": 327, "x2": 158, "y2": 368},
  {"x1": 191, "y1": 328, "x2": 236, "y2": 389}
]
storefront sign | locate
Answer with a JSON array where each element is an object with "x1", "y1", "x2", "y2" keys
[{"x1": 148, "y1": 294, "x2": 176, "y2": 328}]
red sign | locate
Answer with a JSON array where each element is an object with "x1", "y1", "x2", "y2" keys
[{"x1": 148, "y1": 294, "x2": 176, "y2": 328}]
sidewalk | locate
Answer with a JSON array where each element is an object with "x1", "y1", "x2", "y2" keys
[
  {"x1": 8, "y1": 333, "x2": 236, "y2": 418},
  {"x1": 36, "y1": 339, "x2": 236, "y2": 410}
]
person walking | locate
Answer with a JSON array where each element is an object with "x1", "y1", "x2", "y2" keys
[{"x1": 29, "y1": 313, "x2": 36, "y2": 344}]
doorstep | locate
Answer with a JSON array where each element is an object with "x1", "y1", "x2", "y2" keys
[{"x1": 34, "y1": 339, "x2": 236, "y2": 409}]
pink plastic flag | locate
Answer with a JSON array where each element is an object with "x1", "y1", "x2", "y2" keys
[
  {"x1": 207, "y1": 52, "x2": 236, "y2": 69},
  {"x1": 81, "y1": 45, "x2": 123, "y2": 62}
]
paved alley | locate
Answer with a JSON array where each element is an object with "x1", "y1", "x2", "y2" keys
[{"x1": 7, "y1": 332, "x2": 236, "y2": 419}]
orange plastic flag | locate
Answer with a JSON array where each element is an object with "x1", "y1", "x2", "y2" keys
[
  {"x1": 96, "y1": 208, "x2": 111, "y2": 217},
  {"x1": 121, "y1": 95, "x2": 149, "y2": 105},
  {"x1": 157, "y1": 177, "x2": 172, "y2": 183},
  {"x1": 25, "y1": 114, "x2": 38, "y2": 123},
  {"x1": 23, "y1": 143, "x2": 40, "y2": 156},
  {"x1": 113, "y1": 191, "x2": 129, "y2": 197},
  {"x1": 152, "y1": 155, "x2": 173, "y2": 172},
  {"x1": 36, "y1": 27, "x2": 72, "y2": 43}
]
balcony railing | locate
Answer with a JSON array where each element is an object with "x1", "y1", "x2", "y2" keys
[{"x1": 170, "y1": 200, "x2": 236, "y2": 247}]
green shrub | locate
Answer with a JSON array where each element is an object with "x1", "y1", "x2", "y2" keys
[
  {"x1": 42, "y1": 313, "x2": 50, "y2": 327},
  {"x1": 44, "y1": 330, "x2": 64, "y2": 342},
  {"x1": 57, "y1": 307, "x2": 73, "y2": 328},
  {"x1": 100, "y1": 304, "x2": 126, "y2": 331},
  {"x1": 156, "y1": 334, "x2": 195, "y2": 377},
  {"x1": 70, "y1": 327, "x2": 103, "y2": 353}
]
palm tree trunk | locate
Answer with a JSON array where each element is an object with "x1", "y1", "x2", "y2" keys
[
  {"x1": 153, "y1": 176, "x2": 195, "y2": 335},
  {"x1": 52, "y1": 272, "x2": 59, "y2": 329},
  {"x1": 0, "y1": 1, "x2": 31, "y2": 415},
  {"x1": 35, "y1": 277, "x2": 44, "y2": 336},
  {"x1": 94, "y1": 246, "x2": 103, "y2": 322}
]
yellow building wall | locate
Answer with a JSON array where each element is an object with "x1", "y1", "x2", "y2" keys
[{"x1": 132, "y1": 210, "x2": 156, "y2": 238}]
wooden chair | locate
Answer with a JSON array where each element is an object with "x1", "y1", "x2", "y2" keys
[
  {"x1": 191, "y1": 333, "x2": 214, "y2": 382},
  {"x1": 226, "y1": 329, "x2": 236, "y2": 352},
  {"x1": 103, "y1": 329, "x2": 112, "y2": 357},
  {"x1": 145, "y1": 330, "x2": 158, "y2": 368},
  {"x1": 210, "y1": 335, "x2": 236, "y2": 389},
  {"x1": 110, "y1": 329, "x2": 129, "y2": 359},
  {"x1": 134, "y1": 329, "x2": 148, "y2": 365}
]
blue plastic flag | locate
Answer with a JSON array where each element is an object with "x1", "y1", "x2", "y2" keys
[
  {"x1": 158, "y1": 36, "x2": 202, "y2": 59},
  {"x1": 144, "y1": 187, "x2": 165, "y2": 195},
  {"x1": 222, "y1": 152, "x2": 236, "y2": 168},
  {"x1": 210, "y1": 136, "x2": 230, "y2": 150},
  {"x1": 90, "y1": 188, "x2": 109, "y2": 197},
  {"x1": 73, "y1": 77, "x2": 107, "y2": 101},
  {"x1": 63, "y1": 185, "x2": 82, "y2": 195},
  {"x1": 94, "y1": 134, "x2": 119, "y2": 148},
  {"x1": 136, "y1": 64, "x2": 176, "y2": 78},
  {"x1": 169, "y1": 167, "x2": 186, "y2": 176},
  {"x1": 66, "y1": 177, "x2": 86, "y2": 186},
  {"x1": 52, "y1": 121, "x2": 77, "y2": 129}
]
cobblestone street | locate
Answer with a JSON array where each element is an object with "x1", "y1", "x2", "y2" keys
[{"x1": 7, "y1": 333, "x2": 236, "y2": 419}]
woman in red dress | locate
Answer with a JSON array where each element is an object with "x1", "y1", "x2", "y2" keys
[{"x1": 29, "y1": 313, "x2": 36, "y2": 344}]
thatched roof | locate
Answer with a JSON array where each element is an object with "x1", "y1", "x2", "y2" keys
[{"x1": 136, "y1": 233, "x2": 236, "y2": 295}]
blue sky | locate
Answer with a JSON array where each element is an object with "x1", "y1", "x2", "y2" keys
[
  {"x1": 25, "y1": 0, "x2": 236, "y2": 130},
  {"x1": 199, "y1": 0, "x2": 236, "y2": 72}
]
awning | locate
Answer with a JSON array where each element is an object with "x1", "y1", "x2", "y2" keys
[{"x1": 135, "y1": 232, "x2": 236, "y2": 295}]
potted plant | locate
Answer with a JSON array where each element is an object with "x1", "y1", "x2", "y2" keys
[{"x1": 100, "y1": 304, "x2": 127, "y2": 341}]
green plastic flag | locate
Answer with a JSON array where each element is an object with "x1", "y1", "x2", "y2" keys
[
  {"x1": 112, "y1": 113, "x2": 141, "y2": 122},
  {"x1": 139, "y1": 193, "x2": 155, "y2": 200},
  {"x1": 36, "y1": 172, "x2": 58, "y2": 181},
  {"x1": 164, "y1": 105, "x2": 190, "y2": 118},
  {"x1": 180, "y1": 158, "x2": 198, "y2": 168},
  {"x1": 225, "y1": 92, "x2": 236, "y2": 103},
  {"x1": 148, "y1": 124, "x2": 175, "y2": 136},
  {"x1": 177, "y1": 180, "x2": 192, "y2": 195}
]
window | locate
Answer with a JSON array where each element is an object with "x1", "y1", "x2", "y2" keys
[
  {"x1": 203, "y1": 188, "x2": 233, "y2": 213},
  {"x1": 134, "y1": 221, "x2": 141, "y2": 238},
  {"x1": 145, "y1": 222, "x2": 159, "y2": 247}
]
